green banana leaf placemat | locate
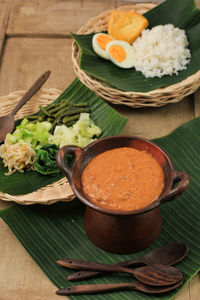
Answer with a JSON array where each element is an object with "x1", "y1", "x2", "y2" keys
[
  {"x1": 72, "y1": 0, "x2": 200, "y2": 92},
  {"x1": 1, "y1": 117, "x2": 200, "y2": 299},
  {"x1": 0, "y1": 78, "x2": 127, "y2": 195}
]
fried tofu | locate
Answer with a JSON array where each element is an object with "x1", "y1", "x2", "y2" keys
[
  {"x1": 108, "y1": 11, "x2": 127, "y2": 37},
  {"x1": 108, "y1": 11, "x2": 149, "y2": 44}
]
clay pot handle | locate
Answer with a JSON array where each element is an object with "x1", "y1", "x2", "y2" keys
[
  {"x1": 161, "y1": 170, "x2": 189, "y2": 204},
  {"x1": 56, "y1": 145, "x2": 83, "y2": 183}
]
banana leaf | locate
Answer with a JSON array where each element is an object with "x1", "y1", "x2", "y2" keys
[
  {"x1": 72, "y1": 0, "x2": 200, "y2": 92},
  {"x1": 1, "y1": 116, "x2": 200, "y2": 299},
  {"x1": 0, "y1": 78, "x2": 127, "y2": 195}
]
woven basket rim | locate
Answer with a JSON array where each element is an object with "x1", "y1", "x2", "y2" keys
[
  {"x1": 0, "y1": 88, "x2": 75, "y2": 205},
  {"x1": 71, "y1": 3, "x2": 200, "y2": 108}
]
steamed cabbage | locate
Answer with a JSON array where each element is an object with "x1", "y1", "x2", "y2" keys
[
  {"x1": 6, "y1": 118, "x2": 52, "y2": 149},
  {"x1": 49, "y1": 113, "x2": 102, "y2": 148}
]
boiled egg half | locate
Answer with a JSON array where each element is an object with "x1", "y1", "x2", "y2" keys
[
  {"x1": 92, "y1": 33, "x2": 114, "y2": 60},
  {"x1": 106, "y1": 40, "x2": 136, "y2": 69}
]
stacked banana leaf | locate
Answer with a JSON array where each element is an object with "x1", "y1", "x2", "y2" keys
[{"x1": 1, "y1": 1, "x2": 200, "y2": 300}]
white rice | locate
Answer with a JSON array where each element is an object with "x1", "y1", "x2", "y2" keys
[{"x1": 132, "y1": 24, "x2": 191, "y2": 78}]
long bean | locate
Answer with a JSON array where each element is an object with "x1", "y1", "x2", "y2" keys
[
  {"x1": 45, "y1": 103, "x2": 57, "y2": 111},
  {"x1": 26, "y1": 115, "x2": 40, "y2": 120},
  {"x1": 62, "y1": 114, "x2": 80, "y2": 124},
  {"x1": 47, "y1": 117, "x2": 55, "y2": 122},
  {"x1": 38, "y1": 115, "x2": 46, "y2": 122},
  {"x1": 39, "y1": 106, "x2": 52, "y2": 117},
  {"x1": 49, "y1": 119, "x2": 58, "y2": 134},
  {"x1": 72, "y1": 102, "x2": 88, "y2": 107},
  {"x1": 26, "y1": 99, "x2": 90, "y2": 134},
  {"x1": 61, "y1": 107, "x2": 89, "y2": 116},
  {"x1": 54, "y1": 105, "x2": 72, "y2": 118},
  {"x1": 64, "y1": 120, "x2": 78, "y2": 127},
  {"x1": 48, "y1": 99, "x2": 70, "y2": 114}
]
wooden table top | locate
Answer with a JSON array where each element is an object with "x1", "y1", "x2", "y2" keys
[{"x1": 0, "y1": 1, "x2": 200, "y2": 299}]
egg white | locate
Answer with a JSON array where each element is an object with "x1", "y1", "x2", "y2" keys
[
  {"x1": 106, "y1": 40, "x2": 136, "y2": 69},
  {"x1": 92, "y1": 33, "x2": 114, "y2": 60}
]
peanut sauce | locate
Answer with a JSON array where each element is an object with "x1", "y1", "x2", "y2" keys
[{"x1": 81, "y1": 147, "x2": 164, "y2": 211}]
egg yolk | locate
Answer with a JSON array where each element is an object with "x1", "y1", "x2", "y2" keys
[
  {"x1": 97, "y1": 34, "x2": 113, "y2": 50},
  {"x1": 108, "y1": 45, "x2": 126, "y2": 62}
]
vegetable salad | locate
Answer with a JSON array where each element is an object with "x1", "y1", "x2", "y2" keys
[{"x1": 0, "y1": 99, "x2": 102, "y2": 175}]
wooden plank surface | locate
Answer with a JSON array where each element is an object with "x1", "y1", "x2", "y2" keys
[
  {"x1": 0, "y1": 1, "x2": 199, "y2": 299},
  {"x1": 7, "y1": 0, "x2": 116, "y2": 36},
  {"x1": 0, "y1": 37, "x2": 75, "y2": 95},
  {"x1": 6, "y1": 0, "x2": 200, "y2": 37},
  {"x1": 0, "y1": 1, "x2": 11, "y2": 58}
]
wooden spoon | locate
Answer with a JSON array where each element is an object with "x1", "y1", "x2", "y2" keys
[
  {"x1": 56, "y1": 260, "x2": 182, "y2": 286},
  {"x1": 66, "y1": 243, "x2": 188, "y2": 281},
  {"x1": 56, "y1": 279, "x2": 183, "y2": 296},
  {"x1": 0, "y1": 70, "x2": 51, "y2": 143}
]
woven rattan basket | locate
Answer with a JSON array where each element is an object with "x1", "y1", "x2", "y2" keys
[
  {"x1": 0, "y1": 89, "x2": 75, "y2": 205},
  {"x1": 72, "y1": 3, "x2": 200, "y2": 108}
]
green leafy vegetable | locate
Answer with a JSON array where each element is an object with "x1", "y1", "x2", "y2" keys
[
  {"x1": 34, "y1": 146, "x2": 74, "y2": 175},
  {"x1": 34, "y1": 144, "x2": 60, "y2": 175}
]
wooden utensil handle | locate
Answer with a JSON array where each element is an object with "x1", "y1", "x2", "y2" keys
[
  {"x1": 56, "y1": 279, "x2": 184, "y2": 295},
  {"x1": 11, "y1": 70, "x2": 51, "y2": 115},
  {"x1": 68, "y1": 258, "x2": 142, "y2": 281},
  {"x1": 56, "y1": 259, "x2": 135, "y2": 276},
  {"x1": 56, "y1": 282, "x2": 135, "y2": 295}
]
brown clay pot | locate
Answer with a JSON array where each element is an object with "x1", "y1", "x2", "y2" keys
[{"x1": 56, "y1": 136, "x2": 189, "y2": 254}]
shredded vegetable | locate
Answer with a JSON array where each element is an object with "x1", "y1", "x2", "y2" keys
[{"x1": 0, "y1": 140, "x2": 36, "y2": 175}]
